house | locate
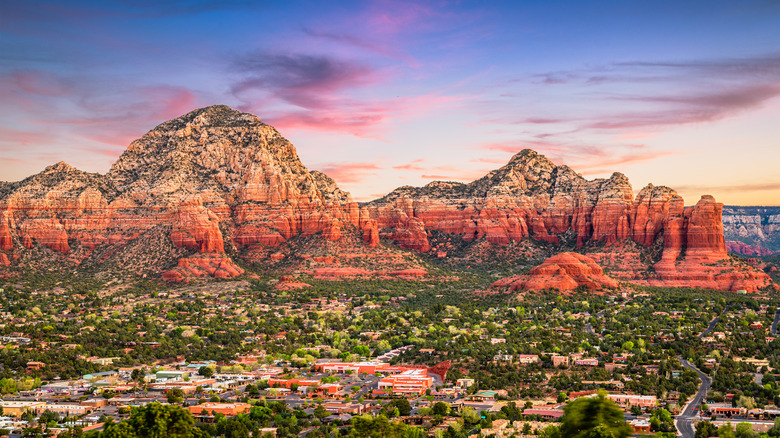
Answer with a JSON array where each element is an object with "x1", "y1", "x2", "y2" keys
[
  {"x1": 522, "y1": 408, "x2": 564, "y2": 420},
  {"x1": 517, "y1": 354, "x2": 539, "y2": 364},
  {"x1": 456, "y1": 378, "x2": 475, "y2": 388},
  {"x1": 323, "y1": 402, "x2": 365, "y2": 414},
  {"x1": 607, "y1": 394, "x2": 658, "y2": 408},
  {"x1": 629, "y1": 418, "x2": 652, "y2": 432},
  {"x1": 26, "y1": 361, "x2": 45, "y2": 371},
  {"x1": 472, "y1": 390, "x2": 498, "y2": 401},
  {"x1": 188, "y1": 402, "x2": 251, "y2": 418}
]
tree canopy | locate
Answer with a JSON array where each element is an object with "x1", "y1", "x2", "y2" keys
[{"x1": 560, "y1": 391, "x2": 631, "y2": 438}]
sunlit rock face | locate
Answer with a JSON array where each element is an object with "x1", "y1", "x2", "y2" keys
[{"x1": 0, "y1": 105, "x2": 773, "y2": 290}]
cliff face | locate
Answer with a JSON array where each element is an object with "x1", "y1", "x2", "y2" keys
[
  {"x1": 0, "y1": 105, "x2": 773, "y2": 291},
  {"x1": 722, "y1": 206, "x2": 780, "y2": 256}
]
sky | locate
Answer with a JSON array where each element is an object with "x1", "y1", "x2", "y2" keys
[{"x1": 1, "y1": 0, "x2": 779, "y2": 205}]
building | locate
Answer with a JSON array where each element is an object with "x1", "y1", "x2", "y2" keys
[
  {"x1": 315, "y1": 383, "x2": 342, "y2": 396},
  {"x1": 0, "y1": 401, "x2": 47, "y2": 417},
  {"x1": 522, "y1": 408, "x2": 564, "y2": 420},
  {"x1": 574, "y1": 358, "x2": 599, "y2": 367},
  {"x1": 377, "y1": 369, "x2": 433, "y2": 395},
  {"x1": 42, "y1": 404, "x2": 93, "y2": 417},
  {"x1": 552, "y1": 355, "x2": 569, "y2": 367},
  {"x1": 82, "y1": 371, "x2": 119, "y2": 382},
  {"x1": 156, "y1": 370, "x2": 189, "y2": 381},
  {"x1": 607, "y1": 394, "x2": 658, "y2": 408},
  {"x1": 26, "y1": 361, "x2": 45, "y2": 371},
  {"x1": 472, "y1": 390, "x2": 498, "y2": 401},
  {"x1": 629, "y1": 418, "x2": 652, "y2": 432},
  {"x1": 267, "y1": 378, "x2": 320, "y2": 390},
  {"x1": 323, "y1": 402, "x2": 365, "y2": 414},
  {"x1": 605, "y1": 363, "x2": 626, "y2": 372},
  {"x1": 517, "y1": 354, "x2": 539, "y2": 364},
  {"x1": 187, "y1": 402, "x2": 251, "y2": 418},
  {"x1": 456, "y1": 378, "x2": 475, "y2": 388}
]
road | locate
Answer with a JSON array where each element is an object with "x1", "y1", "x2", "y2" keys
[
  {"x1": 700, "y1": 305, "x2": 729, "y2": 337},
  {"x1": 676, "y1": 359, "x2": 711, "y2": 438},
  {"x1": 771, "y1": 308, "x2": 780, "y2": 336}
]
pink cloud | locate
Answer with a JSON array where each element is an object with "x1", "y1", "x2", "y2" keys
[
  {"x1": 0, "y1": 127, "x2": 53, "y2": 148},
  {"x1": 49, "y1": 85, "x2": 200, "y2": 146},
  {"x1": 7, "y1": 70, "x2": 72, "y2": 96},
  {"x1": 673, "y1": 182, "x2": 780, "y2": 194},
  {"x1": 573, "y1": 150, "x2": 676, "y2": 171},
  {"x1": 317, "y1": 162, "x2": 382, "y2": 184},
  {"x1": 254, "y1": 93, "x2": 460, "y2": 137},
  {"x1": 392, "y1": 159, "x2": 426, "y2": 171}
]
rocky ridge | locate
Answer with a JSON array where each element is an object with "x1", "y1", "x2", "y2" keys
[
  {"x1": 722, "y1": 206, "x2": 780, "y2": 256},
  {"x1": 0, "y1": 105, "x2": 774, "y2": 292}
]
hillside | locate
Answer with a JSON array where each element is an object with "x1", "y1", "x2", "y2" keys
[{"x1": 0, "y1": 105, "x2": 774, "y2": 292}]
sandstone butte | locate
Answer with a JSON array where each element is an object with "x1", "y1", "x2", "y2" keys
[
  {"x1": 0, "y1": 105, "x2": 774, "y2": 292},
  {"x1": 490, "y1": 252, "x2": 619, "y2": 292}
]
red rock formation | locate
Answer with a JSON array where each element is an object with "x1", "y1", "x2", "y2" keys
[
  {"x1": 169, "y1": 196, "x2": 225, "y2": 253},
  {"x1": 161, "y1": 254, "x2": 244, "y2": 282},
  {"x1": 491, "y1": 252, "x2": 619, "y2": 292},
  {"x1": 0, "y1": 105, "x2": 771, "y2": 291},
  {"x1": 0, "y1": 253, "x2": 10, "y2": 266},
  {"x1": 275, "y1": 276, "x2": 312, "y2": 291},
  {"x1": 726, "y1": 241, "x2": 774, "y2": 257}
]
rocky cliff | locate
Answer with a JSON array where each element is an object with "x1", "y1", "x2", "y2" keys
[
  {"x1": 0, "y1": 105, "x2": 774, "y2": 291},
  {"x1": 366, "y1": 151, "x2": 774, "y2": 292},
  {"x1": 722, "y1": 206, "x2": 780, "y2": 256}
]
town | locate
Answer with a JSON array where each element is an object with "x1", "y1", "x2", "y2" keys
[{"x1": 1, "y1": 274, "x2": 780, "y2": 438}]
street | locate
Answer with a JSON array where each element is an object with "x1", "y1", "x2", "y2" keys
[{"x1": 676, "y1": 359, "x2": 711, "y2": 438}]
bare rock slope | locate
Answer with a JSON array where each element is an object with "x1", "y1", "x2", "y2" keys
[{"x1": 0, "y1": 105, "x2": 774, "y2": 291}]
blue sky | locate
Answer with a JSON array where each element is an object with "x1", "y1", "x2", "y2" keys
[{"x1": 2, "y1": 0, "x2": 779, "y2": 204}]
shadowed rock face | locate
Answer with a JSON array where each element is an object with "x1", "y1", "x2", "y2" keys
[{"x1": 0, "y1": 105, "x2": 774, "y2": 290}]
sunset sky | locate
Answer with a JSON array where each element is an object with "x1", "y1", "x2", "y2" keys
[{"x1": 1, "y1": 0, "x2": 779, "y2": 204}]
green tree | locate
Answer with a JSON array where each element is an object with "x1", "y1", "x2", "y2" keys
[
  {"x1": 432, "y1": 402, "x2": 449, "y2": 416},
  {"x1": 123, "y1": 402, "x2": 205, "y2": 438},
  {"x1": 39, "y1": 409, "x2": 60, "y2": 426},
  {"x1": 560, "y1": 391, "x2": 631, "y2": 438},
  {"x1": 388, "y1": 399, "x2": 412, "y2": 417},
  {"x1": 101, "y1": 418, "x2": 138, "y2": 438},
  {"x1": 314, "y1": 404, "x2": 328, "y2": 420},
  {"x1": 166, "y1": 388, "x2": 185, "y2": 404},
  {"x1": 347, "y1": 414, "x2": 423, "y2": 438},
  {"x1": 735, "y1": 423, "x2": 757, "y2": 438},
  {"x1": 461, "y1": 406, "x2": 479, "y2": 425},
  {"x1": 718, "y1": 423, "x2": 735, "y2": 438},
  {"x1": 198, "y1": 366, "x2": 214, "y2": 378}
]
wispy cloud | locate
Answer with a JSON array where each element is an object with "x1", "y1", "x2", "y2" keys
[
  {"x1": 316, "y1": 162, "x2": 382, "y2": 184},
  {"x1": 674, "y1": 182, "x2": 780, "y2": 194},
  {"x1": 231, "y1": 53, "x2": 379, "y2": 111}
]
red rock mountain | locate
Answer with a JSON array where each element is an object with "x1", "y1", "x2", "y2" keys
[
  {"x1": 0, "y1": 105, "x2": 774, "y2": 292},
  {"x1": 490, "y1": 252, "x2": 619, "y2": 292}
]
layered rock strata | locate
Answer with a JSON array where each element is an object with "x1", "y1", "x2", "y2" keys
[
  {"x1": 490, "y1": 252, "x2": 619, "y2": 292},
  {"x1": 0, "y1": 105, "x2": 773, "y2": 291}
]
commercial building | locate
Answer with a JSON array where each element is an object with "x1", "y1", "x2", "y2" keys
[
  {"x1": 0, "y1": 401, "x2": 46, "y2": 417},
  {"x1": 377, "y1": 369, "x2": 433, "y2": 395}
]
